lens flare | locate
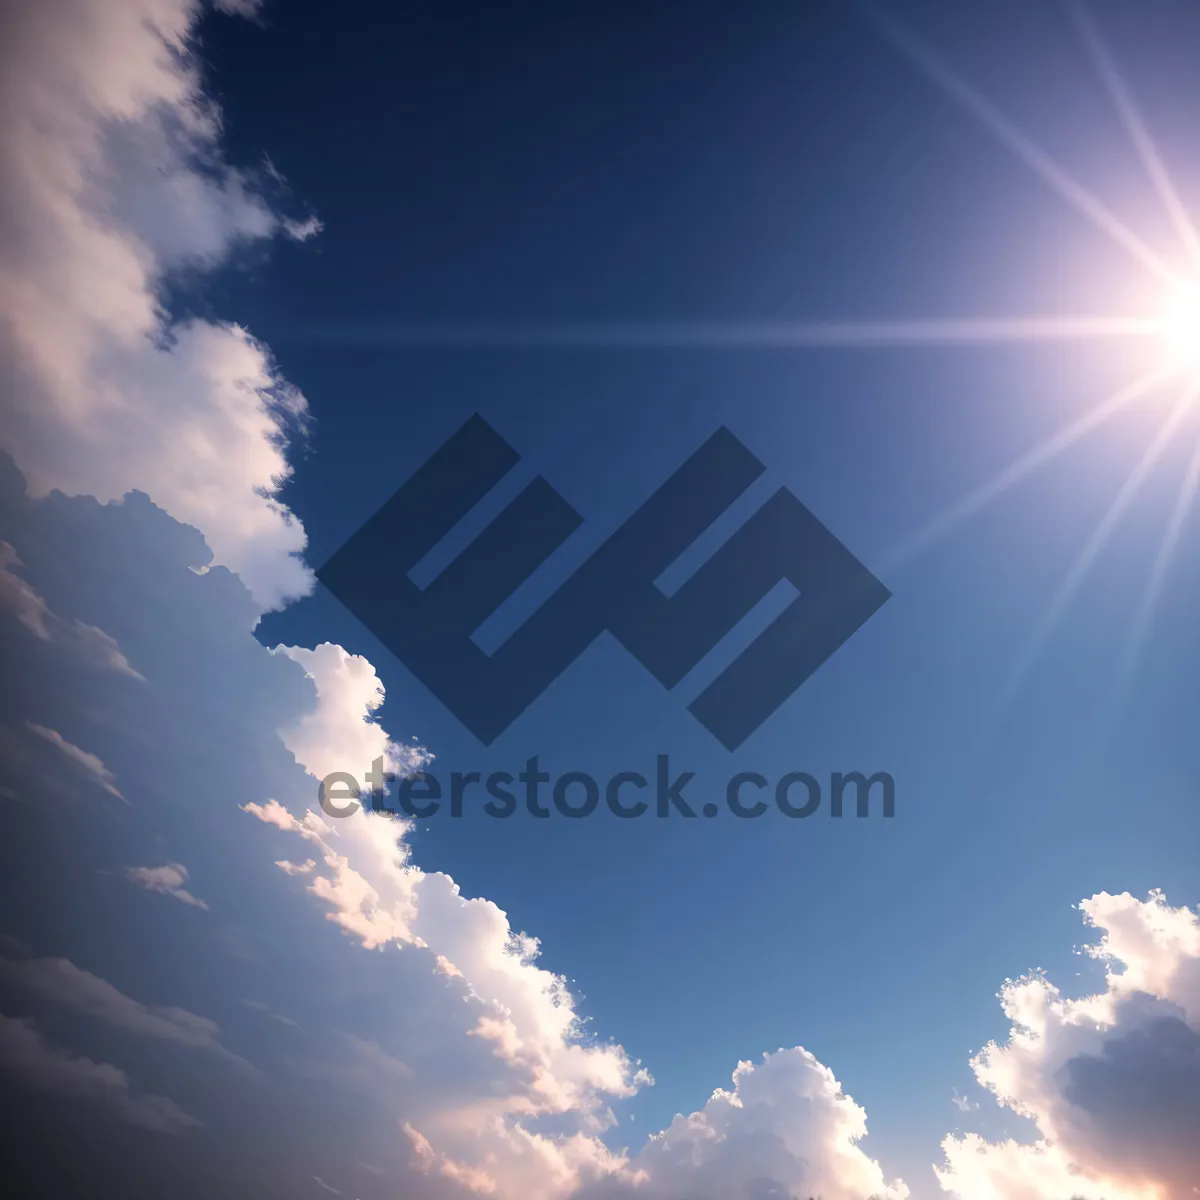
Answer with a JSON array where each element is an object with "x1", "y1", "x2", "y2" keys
[{"x1": 1156, "y1": 285, "x2": 1200, "y2": 379}]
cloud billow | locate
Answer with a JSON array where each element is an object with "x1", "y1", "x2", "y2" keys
[
  {"x1": 0, "y1": 2, "x2": 1196, "y2": 1198},
  {"x1": 0, "y1": 0, "x2": 317, "y2": 611}
]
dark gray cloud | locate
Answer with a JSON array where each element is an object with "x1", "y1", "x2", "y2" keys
[{"x1": 1058, "y1": 1004, "x2": 1200, "y2": 1194}]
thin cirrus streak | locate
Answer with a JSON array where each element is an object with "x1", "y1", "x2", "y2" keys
[
  {"x1": 301, "y1": 315, "x2": 1158, "y2": 348},
  {"x1": 1001, "y1": 385, "x2": 1198, "y2": 705},
  {"x1": 862, "y1": 3, "x2": 1180, "y2": 286},
  {"x1": 878, "y1": 365, "x2": 1174, "y2": 574},
  {"x1": 1068, "y1": 0, "x2": 1200, "y2": 269}
]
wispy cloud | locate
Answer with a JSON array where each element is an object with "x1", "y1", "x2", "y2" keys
[
  {"x1": 123, "y1": 863, "x2": 208, "y2": 910},
  {"x1": 1, "y1": 543, "x2": 143, "y2": 679},
  {"x1": 0, "y1": 954, "x2": 256, "y2": 1077},
  {"x1": 275, "y1": 858, "x2": 317, "y2": 876},
  {"x1": 0, "y1": 1013, "x2": 200, "y2": 1133},
  {"x1": 26, "y1": 723, "x2": 126, "y2": 802}
]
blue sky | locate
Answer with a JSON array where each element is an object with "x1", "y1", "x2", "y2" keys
[{"x1": 1, "y1": 2, "x2": 1199, "y2": 1198}]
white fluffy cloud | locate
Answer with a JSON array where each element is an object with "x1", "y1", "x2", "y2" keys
[
  {"x1": 273, "y1": 643, "x2": 435, "y2": 784},
  {"x1": 0, "y1": 0, "x2": 316, "y2": 611},
  {"x1": 249, "y1": 637, "x2": 919, "y2": 1200},
  {"x1": 0, "y1": 2, "x2": 918, "y2": 1194},
  {"x1": 249, "y1": 643, "x2": 653, "y2": 1199},
  {"x1": 579, "y1": 1047, "x2": 909, "y2": 1200},
  {"x1": 936, "y1": 890, "x2": 1200, "y2": 1200}
]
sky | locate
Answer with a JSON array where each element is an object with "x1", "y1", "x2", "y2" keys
[{"x1": 0, "y1": 1, "x2": 1198, "y2": 1198}]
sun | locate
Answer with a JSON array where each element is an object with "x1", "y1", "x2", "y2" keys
[{"x1": 1155, "y1": 284, "x2": 1200, "y2": 383}]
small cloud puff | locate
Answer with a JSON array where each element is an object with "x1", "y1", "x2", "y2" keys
[{"x1": 123, "y1": 862, "x2": 209, "y2": 910}]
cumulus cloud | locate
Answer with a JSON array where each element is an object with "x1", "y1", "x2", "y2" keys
[
  {"x1": 123, "y1": 862, "x2": 209, "y2": 909},
  {"x1": 575, "y1": 1048, "x2": 908, "y2": 1200},
  {"x1": 405, "y1": 1121, "x2": 501, "y2": 1196},
  {"x1": 0, "y1": 0, "x2": 318, "y2": 610},
  {"x1": 0, "y1": 0, "x2": 917, "y2": 1177},
  {"x1": 273, "y1": 643, "x2": 435, "y2": 785},
  {"x1": 249, "y1": 644, "x2": 663, "y2": 1198},
  {"x1": 4, "y1": 3, "x2": 1193, "y2": 1198},
  {"x1": 2, "y1": 451, "x2": 918, "y2": 1200},
  {"x1": 0, "y1": 1013, "x2": 201, "y2": 1133},
  {"x1": 936, "y1": 890, "x2": 1200, "y2": 1200},
  {"x1": 0, "y1": 438, "x2": 646, "y2": 1195},
  {"x1": 251, "y1": 639, "x2": 912, "y2": 1200},
  {"x1": 0, "y1": 1, "x2": 659, "y2": 1193}
]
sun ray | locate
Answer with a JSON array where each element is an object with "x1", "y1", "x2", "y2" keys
[
  {"x1": 1000, "y1": 389, "x2": 1197, "y2": 703},
  {"x1": 1114, "y1": 426, "x2": 1200, "y2": 690},
  {"x1": 306, "y1": 315, "x2": 1157, "y2": 349},
  {"x1": 880, "y1": 366, "x2": 1173, "y2": 572},
  {"x1": 864, "y1": 4, "x2": 1179, "y2": 285},
  {"x1": 1068, "y1": 0, "x2": 1200, "y2": 268}
]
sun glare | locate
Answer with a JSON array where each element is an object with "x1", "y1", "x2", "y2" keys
[
  {"x1": 862, "y1": 5, "x2": 1200, "y2": 708},
  {"x1": 1156, "y1": 284, "x2": 1200, "y2": 381}
]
